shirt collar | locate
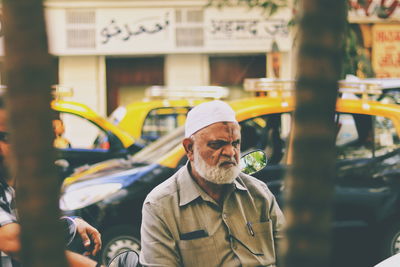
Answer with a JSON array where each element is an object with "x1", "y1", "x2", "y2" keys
[
  {"x1": 178, "y1": 164, "x2": 202, "y2": 206},
  {"x1": 233, "y1": 175, "x2": 248, "y2": 191},
  {"x1": 178, "y1": 163, "x2": 248, "y2": 206}
]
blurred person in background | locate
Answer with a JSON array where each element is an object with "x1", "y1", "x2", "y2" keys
[
  {"x1": 53, "y1": 117, "x2": 71, "y2": 149},
  {"x1": 0, "y1": 95, "x2": 104, "y2": 267}
]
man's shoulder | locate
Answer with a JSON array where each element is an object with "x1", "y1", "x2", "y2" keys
[
  {"x1": 238, "y1": 172, "x2": 268, "y2": 188},
  {"x1": 144, "y1": 169, "x2": 181, "y2": 205},
  {"x1": 238, "y1": 172, "x2": 273, "y2": 197}
]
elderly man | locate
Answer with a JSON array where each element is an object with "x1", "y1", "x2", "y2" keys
[
  {"x1": 0, "y1": 95, "x2": 103, "y2": 267},
  {"x1": 140, "y1": 100, "x2": 285, "y2": 267}
]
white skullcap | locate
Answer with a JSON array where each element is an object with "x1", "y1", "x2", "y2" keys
[{"x1": 185, "y1": 100, "x2": 237, "y2": 138}]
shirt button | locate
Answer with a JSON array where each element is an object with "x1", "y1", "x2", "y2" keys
[{"x1": 222, "y1": 213, "x2": 227, "y2": 219}]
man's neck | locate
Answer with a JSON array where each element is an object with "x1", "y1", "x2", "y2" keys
[{"x1": 188, "y1": 162, "x2": 227, "y2": 205}]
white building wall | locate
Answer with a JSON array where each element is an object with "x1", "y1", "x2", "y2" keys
[
  {"x1": 58, "y1": 56, "x2": 107, "y2": 116},
  {"x1": 45, "y1": 0, "x2": 295, "y2": 114},
  {"x1": 165, "y1": 54, "x2": 209, "y2": 86}
]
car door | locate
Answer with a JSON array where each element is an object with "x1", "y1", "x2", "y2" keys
[
  {"x1": 334, "y1": 113, "x2": 400, "y2": 226},
  {"x1": 55, "y1": 112, "x2": 129, "y2": 178}
]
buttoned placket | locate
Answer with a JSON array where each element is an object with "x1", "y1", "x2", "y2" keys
[{"x1": 221, "y1": 185, "x2": 241, "y2": 263}]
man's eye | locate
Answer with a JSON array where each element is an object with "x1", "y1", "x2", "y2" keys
[
  {"x1": 208, "y1": 141, "x2": 225, "y2": 149},
  {"x1": 233, "y1": 140, "x2": 240, "y2": 148}
]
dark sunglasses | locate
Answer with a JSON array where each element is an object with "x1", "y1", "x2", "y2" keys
[{"x1": 0, "y1": 132, "x2": 10, "y2": 143}]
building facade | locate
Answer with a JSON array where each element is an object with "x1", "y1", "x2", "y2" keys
[
  {"x1": 42, "y1": 0, "x2": 294, "y2": 115},
  {"x1": 1, "y1": 0, "x2": 398, "y2": 116}
]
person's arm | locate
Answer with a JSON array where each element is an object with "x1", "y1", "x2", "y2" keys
[
  {"x1": 66, "y1": 250, "x2": 104, "y2": 267},
  {"x1": 267, "y1": 187, "x2": 286, "y2": 263},
  {"x1": 140, "y1": 202, "x2": 180, "y2": 267},
  {"x1": 73, "y1": 217, "x2": 102, "y2": 256},
  {"x1": 0, "y1": 223, "x2": 103, "y2": 267},
  {"x1": 0, "y1": 222, "x2": 21, "y2": 259},
  {"x1": 269, "y1": 194, "x2": 285, "y2": 241}
]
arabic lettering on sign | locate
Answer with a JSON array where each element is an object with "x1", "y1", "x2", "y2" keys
[
  {"x1": 100, "y1": 13, "x2": 170, "y2": 44},
  {"x1": 209, "y1": 19, "x2": 288, "y2": 40},
  {"x1": 348, "y1": 0, "x2": 400, "y2": 19}
]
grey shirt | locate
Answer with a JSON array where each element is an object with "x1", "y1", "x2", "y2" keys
[
  {"x1": 0, "y1": 179, "x2": 77, "y2": 267},
  {"x1": 140, "y1": 165, "x2": 285, "y2": 267}
]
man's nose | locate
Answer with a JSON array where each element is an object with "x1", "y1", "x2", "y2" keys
[{"x1": 222, "y1": 144, "x2": 236, "y2": 158}]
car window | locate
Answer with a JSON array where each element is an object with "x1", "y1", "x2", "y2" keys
[
  {"x1": 374, "y1": 115, "x2": 400, "y2": 156},
  {"x1": 60, "y1": 113, "x2": 109, "y2": 150},
  {"x1": 108, "y1": 106, "x2": 127, "y2": 125},
  {"x1": 132, "y1": 112, "x2": 293, "y2": 165},
  {"x1": 130, "y1": 126, "x2": 185, "y2": 164},
  {"x1": 336, "y1": 114, "x2": 373, "y2": 159},
  {"x1": 336, "y1": 113, "x2": 400, "y2": 159},
  {"x1": 240, "y1": 113, "x2": 292, "y2": 164},
  {"x1": 141, "y1": 107, "x2": 191, "y2": 142}
]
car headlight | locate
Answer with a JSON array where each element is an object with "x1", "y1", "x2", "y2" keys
[{"x1": 60, "y1": 183, "x2": 123, "y2": 211}]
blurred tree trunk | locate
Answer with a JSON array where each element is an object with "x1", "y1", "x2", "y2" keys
[
  {"x1": 2, "y1": 0, "x2": 68, "y2": 267},
  {"x1": 282, "y1": 1, "x2": 346, "y2": 267}
]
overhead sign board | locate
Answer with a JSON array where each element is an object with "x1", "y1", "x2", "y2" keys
[
  {"x1": 372, "y1": 24, "x2": 400, "y2": 78},
  {"x1": 1, "y1": 6, "x2": 293, "y2": 56},
  {"x1": 204, "y1": 7, "x2": 291, "y2": 52},
  {"x1": 97, "y1": 9, "x2": 175, "y2": 54}
]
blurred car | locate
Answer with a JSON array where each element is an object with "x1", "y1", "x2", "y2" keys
[
  {"x1": 108, "y1": 85, "x2": 229, "y2": 143},
  {"x1": 52, "y1": 100, "x2": 143, "y2": 178},
  {"x1": 342, "y1": 75, "x2": 400, "y2": 104},
  {"x1": 60, "y1": 80, "x2": 400, "y2": 264}
]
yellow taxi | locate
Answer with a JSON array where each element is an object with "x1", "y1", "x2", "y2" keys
[
  {"x1": 108, "y1": 85, "x2": 229, "y2": 142},
  {"x1": 61, "y1": 79, "x2": 400, "y2": 265},
  {"x1": 51, "y1": 88, "x2": 140, "y2": 178}
]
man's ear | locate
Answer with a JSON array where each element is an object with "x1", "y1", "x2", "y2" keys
[{"x1": 182, "y1": 138, "x2": 194, "y2": 161}]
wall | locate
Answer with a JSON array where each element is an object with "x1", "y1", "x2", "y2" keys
[
  {"x1": 47, "y1": 0, "x2": 294, "y2": 115},
  {"x1": 58, "y1": 56, "x2": 106, "y2": 115},
  {"x1": 165, "y1": 54, "x2": 210, "y2": 86}
]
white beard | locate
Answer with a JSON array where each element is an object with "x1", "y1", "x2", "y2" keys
[{"x1": 193, "y1": 148, "x2": 240, "y2": 184}]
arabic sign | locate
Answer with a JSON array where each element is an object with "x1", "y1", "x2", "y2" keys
[
  {"x1": 97, "y1": 9, "x2": 174, "y2": 53},
  {"x1": 372, "y1": 24, "x2": 400, "y2": 77},
  {"x1": 204, "y1": 7, "x2": 291, "y2": 52},
  {"x1": 35, "y1": 6, "x2": 293, "y2": 55}
]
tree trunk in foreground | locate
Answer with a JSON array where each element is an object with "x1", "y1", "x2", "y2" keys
[
  {"x1": 3, "y1": 0, "x2": 68, "y2": 266},
  {"x1": 282, "y1": 1, "x2": 346, "y2": 267}
]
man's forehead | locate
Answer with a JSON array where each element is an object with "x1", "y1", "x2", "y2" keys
[{"x1": 196, "y1": 122, "x2": 240, "y2": 138}]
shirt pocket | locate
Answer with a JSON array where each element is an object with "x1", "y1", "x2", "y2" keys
[
  {"x1": 252, "y1": 220, "x2": 275, "y2": 259},
  {"x1": 235, "y1": 220, "x2": 276, "y2": 265},
  {"x1": 178, "y1": 235, "x2": 218, "y2": 267}
]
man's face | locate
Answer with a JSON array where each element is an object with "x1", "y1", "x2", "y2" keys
[
  {"x1": 190, "y1": 122, "x2": 241, "y2": 184},
  {"x1": 0, "y1": 109, "x2": 11, "y2": 183}
]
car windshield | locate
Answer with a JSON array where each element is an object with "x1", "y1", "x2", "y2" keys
[{"x1": 129, "y1": 126, "x2": 185, "y2": 164}]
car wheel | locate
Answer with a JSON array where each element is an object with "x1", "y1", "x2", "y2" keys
[
  {"x1": 101, "y1": 225, "x2": 141, "y2": 265},
  {"x1": 381, "y1": 221, "x2": 400, "y2": 260}
]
